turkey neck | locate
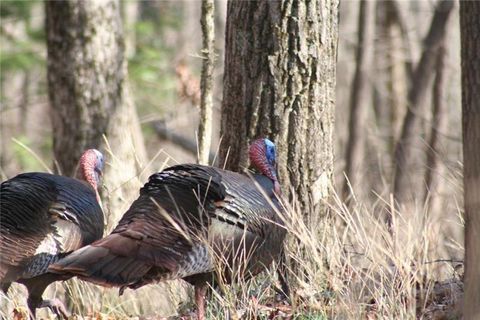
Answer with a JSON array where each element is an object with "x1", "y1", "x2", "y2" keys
[
  {"x1": 76, "y1": 163, "x2": 97, "y2": 190},
  {"x1": 75, "y1": 164, "x2": 102, "y2": 206}
]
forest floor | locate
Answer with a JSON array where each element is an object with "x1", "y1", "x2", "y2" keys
[{"x1": 9, "y1": 279, "x2": 462, "y2": 320}]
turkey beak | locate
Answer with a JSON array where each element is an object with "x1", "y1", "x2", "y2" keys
[
  {"x1": 274, "y1": 181, "x2": 282, "y2": 196},
  {"x1": 270, "y1": 159, "x2": 279, "y2": 180}
]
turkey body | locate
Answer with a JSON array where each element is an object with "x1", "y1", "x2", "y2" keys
[
  {"x1": 0, "y1": 172, "x2": 104, "y2": 315},
  {"x1": 50, "y1": 164, "x2": 286, "y2": 294}
]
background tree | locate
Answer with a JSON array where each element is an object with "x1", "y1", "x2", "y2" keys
[
  {"x1": 46, "y1": 0, "x2": 147, "y2": 226},
  {"x1": 0, "y1": 1, "x2": 45, "y2": 178},
  {"x1": 368, "y1": 0, "x2": 412, "y2": 198},
  {"x1": 1, "y1": 0, "x2": 467, "y2": 318},
  {"x1": 219, "y1": 0, "x2": 338, "y2": 217},
  {"x1": 460, "y1": 1, "x2": 480, "y2": 317},
  {"x1": 423, "y1": 43, "x2": 448, "y2": 215},
  {"x1": 392, "y1": 0, "x2": 453, "y2": 213},
  {"x1": 343, "y1": 0, "x2": 375, "y2": 198}
]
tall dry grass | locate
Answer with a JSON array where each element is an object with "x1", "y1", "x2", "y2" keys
[
  {"x1": 2, "y1": 188, "x2": 463, "y2": 319},
  {"x1": 1, "y1": 145, "x2": 464, "y2": 319}
]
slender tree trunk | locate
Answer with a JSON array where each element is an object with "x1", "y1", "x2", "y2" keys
[
  {"x1": 198, "y1": 0, "x2": 215, "y2": 165},
  {"x1": 386, "y1": 0, "x2": 415, "y2": 80},
  {"x1": 343, "y1": 0, "x2": 375, "y2": 198},
  {"x1": 460, "y1": 2, "x2": 480, "y2": 317},
  {"x1": 370, "y1": 1, "x2": 392, "y2": 196},
  {"x1": 46, "y1": 0, "x2": 147, "y2": 227},
  {"x1": 370, "y1": 0, "x2": 410, "y2": 198},
  {"x1": 392, "y1": 0, "x2": 453, "y2": 214},
  {"x1": 214, "y1": 0, "x2": 227, "y2": 87},
  {"x1": 220, "y1": 0, "x2": 338, "y2": 218},
  {"x1": 18, "y1": 72, "x2": 31, "y2": 133},
  {"x1": 386, "y1": 1, "x2": 409, "y2": 148},
  {"x1": 424, "y1": 44, "x2": 447, "y2": 214},
  {"x1": 180, "y1": 1, "x2": 201, "y2": 60}
]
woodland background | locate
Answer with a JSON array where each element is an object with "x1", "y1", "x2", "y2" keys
[{"x1": 0, "y1": 0, "x2": 471, "y2": 319}]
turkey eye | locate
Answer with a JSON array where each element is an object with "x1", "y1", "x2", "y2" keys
[{"x1": 269, "y1": 147, "x2": 274, "y2": 158}]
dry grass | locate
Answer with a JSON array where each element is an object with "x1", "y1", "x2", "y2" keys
[
  {"x1": 2, "y1": 188, "x2": 463, "y2": 319},
  {"x1": 1, "y1": 147, "x2": 464, "y2": 319}
]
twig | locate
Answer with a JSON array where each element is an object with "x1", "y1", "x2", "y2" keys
[
  {"x1": 11, "y1": 137, "x2": 52, "y2": 173},
  {"x1": 424, "y1": 259, "x2": 463, "y2": 265}
]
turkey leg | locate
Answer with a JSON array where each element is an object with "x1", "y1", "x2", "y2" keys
[{"x1": 195, "y1": 283, "x2": 208, "y2": 320}]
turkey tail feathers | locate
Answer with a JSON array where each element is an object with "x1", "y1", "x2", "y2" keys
[{"x1": 48, "y1": 243, "x2": 150, "y2": 288}]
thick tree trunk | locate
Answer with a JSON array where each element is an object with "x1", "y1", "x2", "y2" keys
[
  {"x1": 343, "y1": 0, "x2": 375, "y2": 198},
  {"x1": 392, "y1": 0, "x2": 453, "y2": 213},
  {"x1": 220, "y1": 0, "x2": 338, "y2": 218},
  {"x1": 46, "y1": 0, "x2": 147, "y2": 227},
  {"x1": 460, "y1": 2, "x2": 480, "y2": 317}
]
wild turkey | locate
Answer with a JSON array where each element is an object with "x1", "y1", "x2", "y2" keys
[
  {"x1": 49, "y1": 138, "x2": 286, "y2": 319},
  {"x1": 0, "y1": 149, "x2": 105, "y2": 319}
]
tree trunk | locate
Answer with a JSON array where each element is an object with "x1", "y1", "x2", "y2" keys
[
  {"x1": 460, "y1": 2, "x2": 480, "y2": 317},
  {"x1": 18, "y1": 71, "x2": 31, "y2": 133},
  {"x1": 220, "y1": 0, "x2": 338, "y2": 218},
  {"x1": 370, "y1": 0, "x2": 410, "y2": 198},
  {"x1": 198, "y1": 0, "x2": 215, "y2": 165},
  {"x1": 386, "y1": 1, "x2": 410, "y2": 148},
  {"x1": 120, "y1": 0, "x2": 138, "y2": 59},
  {"x1": 343, "y1": 0, "x2": 375, "y2": 198},
  {"x1": 46, "y1": 0, "x2": 147, "y2": 227},
  {"x1": 424, "y1": 44, "x2": 447, "y2": 214},
  {"x1": 392, "y1": 0, "x2": 453, "y2": 213}
]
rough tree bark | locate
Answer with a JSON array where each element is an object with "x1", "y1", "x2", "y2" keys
[
  {"x1": 392, "y1": 0, "x2": 453, "y2": 213},
  {"x1": 343, "y1": 0, "x2": 375, "y2": 198},
  {"x1": 46, "y1": 0, "x2": 147, "y2": 227},
  {"x1": 460, "y1": 2, "x2": 480, "y2": 317},
  {"x1": 220, "y1": 0, "x2": 338, "y2": 218},
  {"x1": 198, "y1": 0, "x2": 215, "y2": 165}
]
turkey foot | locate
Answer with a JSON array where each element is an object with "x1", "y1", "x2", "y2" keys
[
  {"x1": 273, "y1": 281, "x2": 290, "y2": 302},
  {"x1": 39, "y1": 298, "x2": 70, "y2": 319}
]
